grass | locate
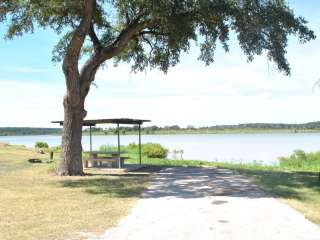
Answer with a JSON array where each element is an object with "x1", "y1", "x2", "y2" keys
[
  {"x1": 278, "y1": 149, "x2": 320, "y2": 171},
  {"x1": 0, "y1": 145, "x2": 149, "y2": 240},
  {"x1": 236, "y1": 169, "x2": 320, "y2": 225},
  {"x1": 1, "y1": 143, "x2": 320, "y2": 239}
]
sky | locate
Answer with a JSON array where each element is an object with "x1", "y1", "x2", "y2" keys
[{"x1": 0, "y1": 1, "x2": 320, "y2": 128}]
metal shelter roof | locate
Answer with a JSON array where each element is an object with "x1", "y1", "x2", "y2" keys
[{"x1": 52, "y1": 118, "x2": 151, "y2": 126}]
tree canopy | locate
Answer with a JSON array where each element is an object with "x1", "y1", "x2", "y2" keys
[{"x1": 1, "y1": 0, "x2": 316, "y2": 75}]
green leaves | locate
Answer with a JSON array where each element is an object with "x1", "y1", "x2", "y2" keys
[
  {"x1": 0, "y1": 0, "x2": 316, "y2": 75},
  {"x1": 112, "y1": 0, "x2": 316, "y2": 75},
  {"x1": 1, "y1": 1, "x2": 83, "y2": 38}
]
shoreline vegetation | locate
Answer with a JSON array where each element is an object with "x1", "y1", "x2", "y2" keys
[
  {"x1": 0, "y1": 143, "x2": 319, "y2": 240},
  {"x1": 2, "y1": 121, "x2": 320, "y2": 136}
]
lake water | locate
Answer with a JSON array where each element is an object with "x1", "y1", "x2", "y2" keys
[{"x1": 0, "y1": 133, "x2": 319, "y2": 165}]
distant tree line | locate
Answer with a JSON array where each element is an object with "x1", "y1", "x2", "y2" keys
[
  {"x1": 84, "y1": 121, "x2": 320, "y2": 135},
  {"x1": 0, "y1": 128, "x2": 62, "y2": 136},
  {"x1": 196, "y1": 122, "x2": 320, "y2": 131},
  {"x1": 2, "y1": 121, "x2": 320, "y2": 136},
  {"x1": 200, "y1": 122, "x2": 320, "y2": 130}
]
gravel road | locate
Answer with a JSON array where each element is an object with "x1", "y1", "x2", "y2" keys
[{"x1": 92, "y1": 167, "x2": 320, "y2": 240}]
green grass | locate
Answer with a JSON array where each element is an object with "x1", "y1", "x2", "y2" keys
[
  {"x1": 0, "y1": 145, "x2": 150, "y2": 240},
  {"x1": 279, "y1": 149, "x2": 320, "y2": 171},
  {"x1": 234, "y1": 169, "x2": 320, "y2": 225}
]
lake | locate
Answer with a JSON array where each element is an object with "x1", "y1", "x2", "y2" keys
[{"x1": 0, "y1": 133, "x2": 319, "y2": 165}]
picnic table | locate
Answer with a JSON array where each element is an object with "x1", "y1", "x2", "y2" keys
[{"x1": 83, "y1": 151, "x2": 127, "y2": 168}]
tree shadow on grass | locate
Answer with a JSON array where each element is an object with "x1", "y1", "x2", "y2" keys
[
  {"x1": 58, "y1": 166, "x2": 163, "y2": 198},
  {"x1": 140, "y1": 167, "x2": 320, "y2": 200},
  {"x1": 58, "y1": 165, "x2": 320, "y2": 201},
  {"x1": 59, "y1": 175, "x2": 149, "y2": 198},
  {"x1": 237, "y1": 168, "x2": 320, "y2": 201}
]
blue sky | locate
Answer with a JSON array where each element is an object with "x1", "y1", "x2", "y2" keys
[{"x1": 0, "y1": 1, "x2": 320, "y2": 127}]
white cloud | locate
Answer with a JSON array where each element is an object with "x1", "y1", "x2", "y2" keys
[
  {"x1": 1, "y1": 20, "x2": 320, "y2": 127},
  {"x1": 0, "y1": 80, "x2": 64, "y2": 127},
  {"x1": 82, "y1": 34, "x2": 320, "y2": 127}
]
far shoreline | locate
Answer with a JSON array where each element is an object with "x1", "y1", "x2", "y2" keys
[{"x1": 2, "y1": 128, "x2": 320, "y2": 137}]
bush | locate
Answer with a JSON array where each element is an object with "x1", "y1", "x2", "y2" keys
[
  {"x1": 128, "y1": 142, "x2": 138, "y2": 149},
  {"x1": 99, "y1": 145, "x2": 118, "y2": 152},
  {"x1": 142, "y1": 143, "x2": 168, "y2": 159},
  {"x1": 279, "y1": 149, "x2": 320, "y2": 171},
  {"x1": 35, "y1": 141, "x2": 49, "y2": 149},
  {"x1": 292, "y1": 149, "x2": 307, "y2": 161}
]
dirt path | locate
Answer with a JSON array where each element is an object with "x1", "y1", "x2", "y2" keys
[{"x1": 93, "y1": 167, "x2": 320, "y2": 240}]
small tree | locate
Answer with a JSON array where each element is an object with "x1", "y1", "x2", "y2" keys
[{"x1": 0, "y1": 0, "x2": 315, "y2": 175}]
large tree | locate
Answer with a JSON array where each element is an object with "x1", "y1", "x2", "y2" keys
[{"x1": 0, "y1": 0, "x2": 315, "y2": 175}]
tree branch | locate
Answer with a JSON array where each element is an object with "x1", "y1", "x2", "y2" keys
[
  {"x1": 88, "y1": 22, "x2": 102, "y2": 52},
  {"x1": 100, "y1": 19, "x2": 152, "y2": 62},
  {"x1": 80, "y1": 18, "x2": 153, "y2": 98},
  {"x1": 63, "y1": 0, "x2": 95, "y2": 95}
]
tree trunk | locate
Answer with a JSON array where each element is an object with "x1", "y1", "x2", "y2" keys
[
  {"x1": 58, "y1": 95, "x2": 85, "y2": 176},
  {"x1": 56, "y1": 0, "x2": 95, "y2": 176}
]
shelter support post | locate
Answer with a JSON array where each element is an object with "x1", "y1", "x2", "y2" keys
[
  {"x1": 89, "y1": 126, "x2": 92, "y2": 153},
  {"x1": 117, "y1": 123, "x2": 121, "y2": 168},
  {"x1": 138, "y1": 124, "x2": 142, "y2": 165}
]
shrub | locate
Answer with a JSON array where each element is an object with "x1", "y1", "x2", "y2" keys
[
  {"x1": 142, "y1": 143, "x2": 168, "y2": 159},
  {"x1": 128, "y1": 142, "x2": 138, "y2": 149},
  {"x1": 99, "y1": 145, "x2": 117, "y2": 152},
  {"x1": 292, "y1": 149, "x2": 307, "y2": 161},
  {"x1": 35, "y1": 141, "x2": 49, "y2": 149},
  {"x1": 279, "y1": 149, "x2": 320, "y2": 171}
]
